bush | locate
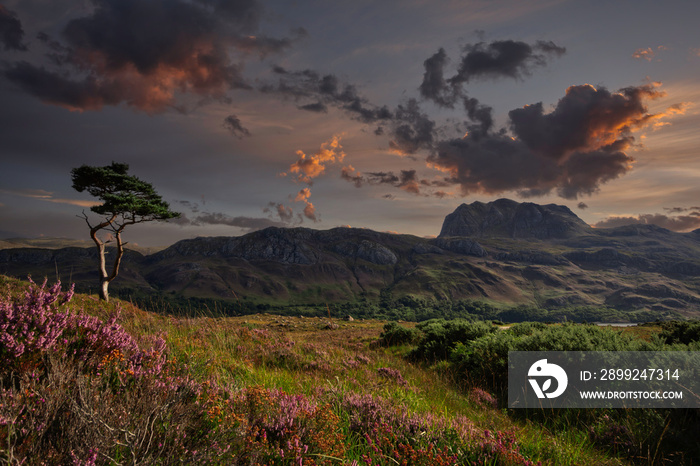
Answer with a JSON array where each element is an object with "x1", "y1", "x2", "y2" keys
[
  {"x1": 410, "y1": 319, "x2": 497, "y2": 361},
  {"x1": 660, "y1": 320, "x2": 700, "y2": 345},
  {"x1": 378, "y1": 322, "x2": 419, "y2": 346}
]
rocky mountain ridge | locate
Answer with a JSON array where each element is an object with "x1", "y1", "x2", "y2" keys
[
  {"x1": 439, "y1": 198, "x2": 593, "y2": 239},
  {"x1": 3, "y1": 199, "x2": 700, "y2": 318}
]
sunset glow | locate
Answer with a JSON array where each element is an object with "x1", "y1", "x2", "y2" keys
[{"x1": 1, "y1": 0, "x2": 699, "y2": 245}]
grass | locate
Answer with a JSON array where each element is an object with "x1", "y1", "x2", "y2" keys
[{"x1": 0, "y1": 274, "x2": 627, "y2": 465}]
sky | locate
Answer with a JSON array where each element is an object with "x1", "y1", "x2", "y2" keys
[{"x1": 1, "y1": 0, "x2": 700, "y2": 247}]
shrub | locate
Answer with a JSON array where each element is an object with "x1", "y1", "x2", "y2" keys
[
  {"x1": 378, "y1": 321, "x2": 418, "y2": 346},
  {"x1": 410, "y1": 319, "x2": 497, "y2": 361},
  {"x1": 660, "y1": 320, "x2": 700, "y2": 345}
]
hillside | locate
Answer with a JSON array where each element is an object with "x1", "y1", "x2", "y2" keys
[
  {"x1": 3, "y1": 199, "x2": 700, "y2": 319},
  {"x1": 0, "y1": 275, "x2": 631, "y2": 464}
]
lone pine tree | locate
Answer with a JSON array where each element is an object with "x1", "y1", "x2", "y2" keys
[{"x1": 71, "y1": 162, "x2": 179, "y2": 301}]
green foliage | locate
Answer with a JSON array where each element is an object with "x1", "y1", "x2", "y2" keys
[
  {"x1": 71, "y1": 162, "x2": 179, "y2": 222},
  {"x1": 399, "y1": 317, "x2": 700, "y2": 463},
  {"x1": 410, "y1": 319, "x2": 497, "y2": 361},
  {"x1": 659, "y1": 320, "x2": 700, "y2": 345},
  {"x1": 378, "y1": 322, "x2": 419, "y2": 346}
]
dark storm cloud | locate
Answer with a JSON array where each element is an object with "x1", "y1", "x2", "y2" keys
[
  {"x1": 365, "y1": 169, "x2": 421, "y2": 194},
  {"x1": 418, "y1": 48, "x2": 459, "y2": 108},
  {"x1": 508, "y1": 84, "x2": 661, "y2": 159},
  {"x1": 419, "y1": 40, "x2": 565, "y2": 108},
  {"x1": 175, "y1": 211, "x2": 286, "y2": 231},
  {"x1": 594, "y1": 210, "x2": 700, "y2": 232},
  {"x1": 2, "y1": 0, "x2": 301, "y2": 112},
  {"x1": 261, "y1": 66, "x2": 393, "y2": 123},
  {"x1": 462, "y1": 96, "x2": 494, "y2": 134},
  {"x1": 427, "y1": 83, "x2": 662, "y2": 199},
  {"x1": 453, "y1": 40, "x2": 566, "y2": 83},
  {"x1": 0, "y1": 4, "x2": 26, "y2": 51},
  {"x1": 388, "y1": 98, "x2": 436, "y2": 154},
  {"x1": 223, "y1": 114, "x2": 251, "y2": 138},
  {"x1": 340, "y1": 168, "x2": 426, "y2": 195},
  {"x1": 298, "y1": 102, "x2": 327, "y2": 113}
]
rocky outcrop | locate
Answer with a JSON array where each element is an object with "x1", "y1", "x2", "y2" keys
[
  {"x1": 439, "y1": 198, "x2": 592, "y2": 239},
  {"x1": 330, "y1": 239, "x2": 398, "y2": 265},
  {"x1": 431, "y1": 237, "x2": 486, "y2": 257}
]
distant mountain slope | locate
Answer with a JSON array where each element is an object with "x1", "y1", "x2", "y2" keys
[
  {"x1": 0, "y1": 237, "x2": 162, "y2": 255},
  {"x1": 3, "y1": 200, "x2": 700, "y2": 318}
]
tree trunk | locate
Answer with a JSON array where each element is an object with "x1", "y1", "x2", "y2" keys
[
  {"x1": 99, "y1": 277, "x2": 110, "y2": 302},
  {"x1": 83, "y1": 213, "x2": 127, "y2": 302}
]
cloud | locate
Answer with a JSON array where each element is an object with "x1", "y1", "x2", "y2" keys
[
  {"x1": 293, "y1": 187, "x2": 311, "y2": 202},
  {"x1": 3, "y1": 0, "x2": 302, "y2": 112},
  {"x1": 0, "y1": 187, "x2": 100, "y2": 207},
  {"x1": 261, "y1": 67, "x2": 393, "y2": 123},
  {"x1": 388, "y1": 98, "x2": 436, "y2": 155},
  {"x1": 578, "y1": 202, "x2": 588, "y2": 209},
  {"x1": 340, "y1": 165, "x2": 363, "y2": 188},
  {"x1": 419, "y1": 48, "x2": 459, "y2": 108},
  {"x1": 340, "y1": 168, "x2": 429, "y2": 195},
  {"x1": 264, "y1": 202, "x2": 294, "y2": 223},
  {"x1": 298, "y1": 102, "x2": 327, "y2": 113},
  {"x1": 594, "y1": 210, "x2": 700, "y2": 232},
  {"x1": 419, "y1": 40, "x2": 565, "y2": 107},
  {"x1": 427, "y1": 83, "x2": 670, "y2": 199},
  {"x1": 286, "y1": 134, "x2": 345, "y2": 184},
  {"x1": 0, "y1": 5, "x2": 26, "y2": 51},
  {"x1": 632, "y1": 47, "x2": 655, "y2": 61},
  {"x1": 632, "y1": 46, "x2": 667, "y2": 61},
  {"x1": 175, "y1": 212, "x2": 286, "y2": 231},
  {"x1": 664, "y1": 206, "x2": 700, "y2": 213},
  {"x1": 290, "y1": 187, "x2": 317, "y2": 221},
  {"x1": 302, "y1": 201, "x2": 317, "y2": 222},
  {"x1": 223, "y1": 114, "x2": 251, "y2": 138},
  {"x1": 452, "y1": 40, "x2": 565, "y2": 83}
]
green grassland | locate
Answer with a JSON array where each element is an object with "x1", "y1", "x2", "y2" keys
[
  {"x1": 0, "y1": 274, "x2": 646, "y2": 465},
  {"x1": 5, "y1": 274, "x2": 700, "y2": 464}
]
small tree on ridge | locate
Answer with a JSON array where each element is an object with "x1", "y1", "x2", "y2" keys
[{"x1": 71, "y1": 162, "x2": 179, "y2": 302}]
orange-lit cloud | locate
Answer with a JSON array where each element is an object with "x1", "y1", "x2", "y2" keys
[
  {"x1": 292, "y1": 187, "x2": 318, "y2": 221},
  {"x1": 632, "y1": 46, "x2": 668, "y2": 62},
  {"x1": 269, "y1": 135, "x2": 345, "y2": 224},
  {"x1": 303, "y1": 201, "x2": 317, "y2": 222},
  {"x1": 294, "y1": 187, "x2": 312, "y2": 202},
  {"x1": 633, "y1": 47, "x2": 655, "y2": 61},
  {"x1": 427, "y1": 83, "x2": 676, "y2": 199},
  {"x1": 3, "y1": 0, "x2": 301, "y2": 113},
  {"x1": 287, "y1": 135, "x2": 345, "y2": 184},
  {"x1": 0, "y1": 188, "x2": 101, "y2": 207}
]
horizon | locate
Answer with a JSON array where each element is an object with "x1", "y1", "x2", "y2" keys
[
  {"x1": 2, "y1": 0, "x2": 700, "y2": 248},
  {"x1": 3, "y1": 196, "x2": 699, "y2": 251}
]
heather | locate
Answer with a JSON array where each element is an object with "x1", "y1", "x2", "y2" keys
[{"x1": 1, "y1": 276, "x2": 622, "y2": 465}]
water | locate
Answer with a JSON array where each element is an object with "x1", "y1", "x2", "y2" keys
[{"x1": 594, "y1": 322, "x2": 637, "y2": 327}]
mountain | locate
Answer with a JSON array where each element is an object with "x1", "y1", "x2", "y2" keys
[
  {"x1": 439, "y1": 198, "x2": 592, "y2": 239},
  {"x1": 3, "y1": 199, "x2": 700, "y2": 319}
]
